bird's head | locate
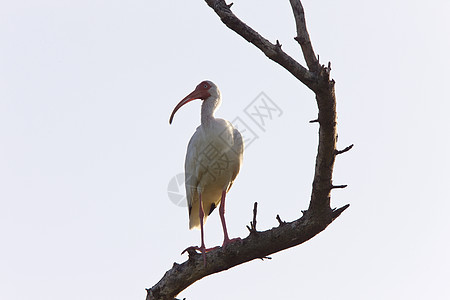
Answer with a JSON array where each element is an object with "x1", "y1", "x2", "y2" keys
[{"x1": 169, "y1": 80, "x2": 220, "y2": 124}]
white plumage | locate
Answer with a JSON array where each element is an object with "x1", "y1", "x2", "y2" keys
[
  {"x1": 169, "y1": 80, "x2": 243, "y2": 264},
  {"x1": 185, "y1": 117, "x2": 243, "y2": 228}
]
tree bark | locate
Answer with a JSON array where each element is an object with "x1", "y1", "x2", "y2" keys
[{"x1": 146, "y1": 1, "x2": 351, "y2": 299}]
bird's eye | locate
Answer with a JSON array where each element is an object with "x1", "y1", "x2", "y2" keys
[{"x1": 203, "y1": 84, "x2": 208, "y2": 89}]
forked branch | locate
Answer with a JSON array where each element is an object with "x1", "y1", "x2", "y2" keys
[
  {"x1": 146, "y1": 1, "x2": 350, "y2": 299},
  {"x1": 204, "y1": 0, "x2": 319, "y2": 91}
]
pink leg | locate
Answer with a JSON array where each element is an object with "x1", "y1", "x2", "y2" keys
[
  {"x1": 182, "y1": 192, "x2": 239, "y2": 263},
  {"x1": 198, "y1": 193, "x2": 207, "y2": 266},
  {"x1": 219, "y1": 191, "x2": 240, "y2": 248}
]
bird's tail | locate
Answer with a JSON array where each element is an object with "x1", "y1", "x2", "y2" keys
[
  {"x1": 189, "y1": 196, "x2": 220, "y2": 229},
  {"x1": 189, "y1": 214, "x2": 202, "y2": 229},
  {"x1": 189, "y1": 200, "x2": 207, "y2": 229}
]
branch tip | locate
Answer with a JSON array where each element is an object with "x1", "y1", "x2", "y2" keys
[
  {"x1": 288, "y1": 0, "x2": 318, "y2": 71},
  {"x1": 332, "y1": 204, "x2": 350, "y2": 219},
  {"x1": 309, "y1": 119, "x2": 319, "y2": 123}
]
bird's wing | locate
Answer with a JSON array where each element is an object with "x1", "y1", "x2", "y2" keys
[
  {"x1": 185, "y1": 129, "x2": 200, "y2": 217},
  {"x1": 227, "y1": 126, "x2": 244, "y2": 192},
  {"x1": 185, "y1": 127, "x2": 214, "y2": 217}
]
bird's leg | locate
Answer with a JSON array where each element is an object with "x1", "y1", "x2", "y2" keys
[
  {"x1": 219, "y1": 190, "x2": 240, "y2": 248},
  {"x1": 199, "y1": 192, "x2": 207, "y2": 266},
  {"x1": 181, "y1": 193, "x2": 218, "y2": 264},
  {"x1": 219, "y1": 191, "x2": 230, "y2": 243}
]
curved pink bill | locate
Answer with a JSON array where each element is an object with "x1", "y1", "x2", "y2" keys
[{"x1": 169, "y1": 89, "x2": 206, "y2": 124}]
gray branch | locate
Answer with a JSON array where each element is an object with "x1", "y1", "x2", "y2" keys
[
  {"x1": 146, "y1": 205, "x2": 348, "y2": 300},
  {"x1": 146, "y1": 1, "x2": 350, "y2": 299},
  {"x1": 289, "y1": 0, "x2": 319, "y2": 71},
  {"x1": 204, "y1": 0, "x2": 318, "y2": 91}
]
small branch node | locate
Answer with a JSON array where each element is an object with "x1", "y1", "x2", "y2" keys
[
  {"x1": 335, "y1": 144, "x2": 354, "y2": 155},
  {"x1": 259, "y1": 256, "x2": 272, "y2": 261},
  {"x1": 309, "y1": 118, "x2": 319, "y2": 123},
  {"x1": 293, "y1": 36, "x2": 305, "y2": 44},
  {"x1": 320, "y1": 63, "x2": 330, "y2": 78},
  {"x1": 328, "y1": 61, "x2": 332, "y2": 71},
  {"x1": 276, "y1": 214, "x2": 286, "y2": 226},
  {"x1": 226, "y1": 2, "x2": 233, "y2": 8},
  {"x1": 275, "y1": 39, "x2": 282, "y2": 49}
]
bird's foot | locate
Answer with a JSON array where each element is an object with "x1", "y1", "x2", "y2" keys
[
  {"x1": 221, "y1": 237, "x2": 241, "y2": 249},
  {"x1": 181, "y1": 245, "x2": 217, "y2": 267},
  {"x1": 181, "y1": 245, "x2": 218, "y2": 255},
  {"x1": 181, "y1": 246, "x2": 200, "y2": 256}
]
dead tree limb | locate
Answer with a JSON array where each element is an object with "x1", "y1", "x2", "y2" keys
[{"x1": 146, "y1": 1, "x2": 350, "y2": 299}]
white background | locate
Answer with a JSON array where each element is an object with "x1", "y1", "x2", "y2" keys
[{"x1": 1, "y1": 0, "x2": 449, "y2": 299}]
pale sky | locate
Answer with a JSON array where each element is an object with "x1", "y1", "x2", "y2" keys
[{"x1": 1, "y1": 1, "x2": 449, "y2": 299}]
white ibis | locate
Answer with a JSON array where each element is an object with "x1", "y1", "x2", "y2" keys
[{"x1": 169, "y1": 80, "x2": 243, "y2": 265}]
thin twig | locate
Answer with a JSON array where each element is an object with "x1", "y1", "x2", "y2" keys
[
  {"x1": 335, "y1": 144, "x2": 354, "y2": 155},
  {"x1": 331, "y1": 184, "x2": 347, "y2": 190},
  {"x1": 259, "y1": 256, "x2": 272, "y2": 261},
  {"x1": 246, "y1": 202, "x2": 258, "y2": 234},
  {"x1": 276, "y1": 214, "x2": 286, "y2": 226},
  {"x1": 276, "y1": 39, "x2": 282, "y2": 49}
]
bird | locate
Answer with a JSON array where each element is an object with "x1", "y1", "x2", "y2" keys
[{"x1": 169, "y1": 80, "x2": 244, "y2": 265}]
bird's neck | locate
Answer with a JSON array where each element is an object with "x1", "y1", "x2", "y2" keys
[{"x1": 201, "y1": 94, "x2": 221, "y2": 126}]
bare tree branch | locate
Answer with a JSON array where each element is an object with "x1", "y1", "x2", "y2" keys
[
  {"x1": 146, "y1": 1, "x2": 350, "y2": 299},
  {"x1": 289, "y1": 0, "x2": 319, "y2": 71},
  {"x1": 203, "y1": 0, "x2": 318, "y2": 91},
  {"x1": 146, "y1": 204, "x2": 349, "y2": 300}
]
